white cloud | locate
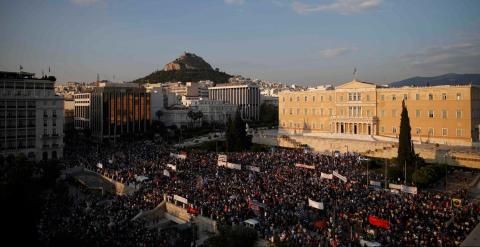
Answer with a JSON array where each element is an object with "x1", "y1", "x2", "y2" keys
[
  {"x1": 224, "y1": 0, "x2": 245, "y2": 5},
  {"x1": 292, "y1": 0, "x2": 382, "y2": 15},
  {"x1": 320, "y1": 47, "x2": 356, "y2": 58},
  {"x1": 71, "y1": 0, "x2": 104, "y2": 7},
  {"x1": 402, "y1": 40, "x2": 480, "y2": 73}
]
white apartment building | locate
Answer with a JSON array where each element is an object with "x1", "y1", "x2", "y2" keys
[
  {"x1": 208, "y1": 83, "x2": 260, "y2": 121},
  {"x1": 0, "y1": 71, "x2": 64, "y2": 161}
]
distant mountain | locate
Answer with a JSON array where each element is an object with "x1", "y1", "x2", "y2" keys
[
  {"x1": 133, "y1": 52, "x2": 232, "y2": 84},
  {"x1": 389, "y1": 73, "x2": 480, "y2": 87}
]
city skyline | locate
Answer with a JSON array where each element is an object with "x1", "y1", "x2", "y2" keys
[{"x1": 1, "y1": 0, "x2": 480, "y2": 85}]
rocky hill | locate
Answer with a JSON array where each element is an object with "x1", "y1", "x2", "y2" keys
[
  {"x1": 389, "y1": 73, "x2": 480, "y2": 87},
  {"x1": 133, "y1": 52, "x2": 232, "y2": 84}
]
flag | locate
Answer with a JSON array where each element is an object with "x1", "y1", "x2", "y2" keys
[
  {"x1": 313, "y1": 219, "x2": 327, "y2": 229},
  {"x1": 368, "y1": 215, "x2": 390, "y2": 229},
  {"x1": 48, "y1": 67, "x2": 51, "y2": 73},
  {"x1": 19, "y1": 65, "x2": 23, "y2": 70},
  {"x1": 353, "y1": 67, "x2": 357, "y2": 76}
]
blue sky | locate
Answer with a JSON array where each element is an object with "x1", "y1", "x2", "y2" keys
[{"x1": 1, "y1": 0, "x2": 479, "y2": 85}]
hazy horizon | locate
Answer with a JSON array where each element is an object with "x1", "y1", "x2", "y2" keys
[{"x1": 1, "y1": 0, "x2": 479, "y2": 85}]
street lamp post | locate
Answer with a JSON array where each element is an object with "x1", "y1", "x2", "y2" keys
[{"x1": 345, "y1": 145, "x2": 349, "y2": 154}]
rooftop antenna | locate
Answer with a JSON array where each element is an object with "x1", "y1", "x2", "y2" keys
[{"x1": 97, "y1": 73, "x2": 100, "y2": 83}]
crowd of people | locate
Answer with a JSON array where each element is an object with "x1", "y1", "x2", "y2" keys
[{"x1": 38, "y1": 139, "x2": 480, "y2": 246}]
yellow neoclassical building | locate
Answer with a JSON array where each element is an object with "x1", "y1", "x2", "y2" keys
[{"x1": 278, "y1": 80, "x2": 480, "y2": 146}]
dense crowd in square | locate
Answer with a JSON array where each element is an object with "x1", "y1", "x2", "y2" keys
[{"x1": 38, "y1": 140, "x2": 480, "y2": 246}]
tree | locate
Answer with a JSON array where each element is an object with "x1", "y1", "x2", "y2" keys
[
  {"x1": 47, "y1": 75, "x2": 56, "y2": 82},
  {"x1": 397, "y1": 100, "x2": 416, "y2": 170},
  {"x1": 259, "y1": 102, "x2": 278, "y2": 127},
  {"x1": 226, "y1": 110, "x2": 248, "y2": 151},
  {"x1": 226, "y1": 116, "x2": 234, "y2": 151},
  {"x1": 187, "y1": 110, "x2": 195, "y2": 128}
]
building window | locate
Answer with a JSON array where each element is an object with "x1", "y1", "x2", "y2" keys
[
  {"x1": 289, "y1": 97, "x2": 292, "y2": 102},
  {"x1": 297, "y1": 97, "x2": 299, "y2": 102},
  {"x1": 415, "y1": 94, "x2": 420, "y2": 100},
  {"x1": 381, "y1": 126, "x2": 385, "y2": 133},
  {"x1": 312, "y1": 96, "x2": 315, "y2": 102},
  {"x1": 428, "y1": 93, "x2": 433, "y2": 100},
  {"x1": 392, "y1": 109, "x2": 397, "y2": 117},
  {"x1": 358, "y1": 93, "x2": 361, "y2": 101},
  {"x1": 392, "y1": 95, "x2": 396, "y2": 101},
  {"x1": 381, "y1": 95, "x2": 385, "y2": 101},
  {"x1": 403, "y1": 94, "x2": 408, "y2": 100},
  {"x1": 297, "y1": 108, "x2": 300, "y2": 115},
  {"x1": 304, "y1": 96, "x2": 307, "y2": 102},
  {"x1": 289, "y1": 109, "x2": 292, "y2": 115},
  {"x1": 44, "y1": 119, "x2": 47, "y2": 127},
  {"x1": 456, "y1": 128, "x2": 463, "y2": 137},
  {"x1": 348, "y1": 93, "x2": 352, "y2": 101},
  {"x1": 416, "y1": 110, "x2": 420, "y2": 118},
  {"x1": 381, "y1": 110, "x2": 385, "y2": 117},
  {"x1": 456, "y1": 93, "x2": 462, "y2": 100},
  {"x1": 442, "y1": 128, "x2": 448, "y2": 136},
  {"x1": 304, "y1": 109, "x2": 308, "y2": 115},
  {"x1": 416, "y1": 128, "x2": 421, "y2": 134},
  {"x1": 456, "y1": 109, "x2": 462, "y2": 119},
  {"x1": 428, "y1": 110, "x2": 434, "y2": 118},
  {"x1": 320, "y1": 96, "x2": 323, "y2": 102},
  {"x1": 282, "y1": 97, "x2": 285, "y2": 102},
  {"x1": 329, "y1": 96, "x2": 332, "y2": 101},
  {"x1": 340, "y1": 95, "x2": 344, "y2": 101},
  {"x1": 442, "y1": 110, "x2": 447, "y2": 119},
  {"x1": 367, "y1": 110, "x2": 371, "y2": 117},
  {"x1": 367, "y1": 95, "x2": 370, "y2": 101},
  {"x1": 320, "y1": 109, "x2": 324, "y2": 116},
  {"x1": 442, "y1": 93, "x2": 447, "y2": 100},
  {"x1": 428, "y1": 128, "x2": 434, "y2": 136},
  {"x1": 392, "y1": 127, "x2": 397, "y2": 134},
  {"x1": 312, "y1": 109, "x2": 316, "y2": 115},
  {"x1": 329, "y1": 108, "x2": 332, "y2": 116}
]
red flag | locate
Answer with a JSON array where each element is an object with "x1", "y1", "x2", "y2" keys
[
  {"x1": 368, "y1": 215, "x2": 390, "y2": 229},
  {"x1": 187, "y1": 206, "x2": 199, "y2": 215},
  {"x1": 313, "y1": 219, "x2": 327, "y2": 229}
]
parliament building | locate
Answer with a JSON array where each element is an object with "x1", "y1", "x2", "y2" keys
[{"x1": 278, "y1": 80, "x2": 480, "y2": 146}]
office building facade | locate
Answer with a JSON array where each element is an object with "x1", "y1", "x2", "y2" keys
[
  {"x1": 208, "y1": 84, "x2": 260, "y2": 121},
  {"x1": 75, "y1": 82, "x2": 150, "y2": 139},
  {"x1": 0, "y1": 71, "x2": 64, "y2": 161}
]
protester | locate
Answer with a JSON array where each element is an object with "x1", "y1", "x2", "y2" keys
[{"x1": 39, "y1": 140, "x2": 479, "y2": 247}]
